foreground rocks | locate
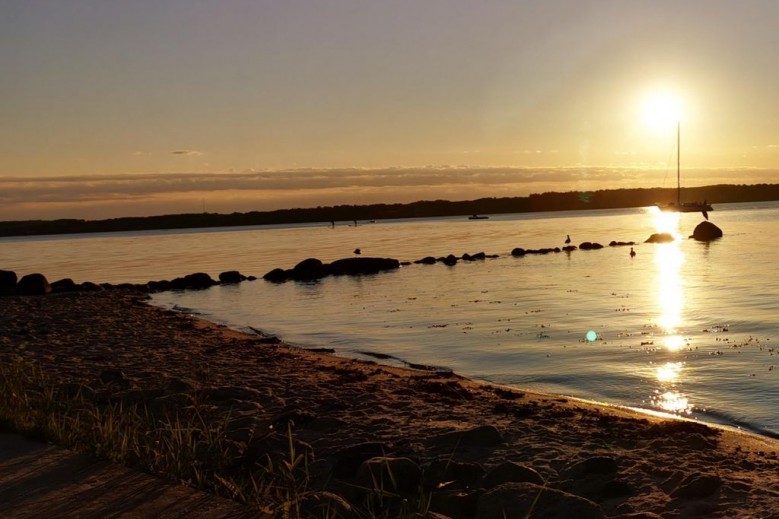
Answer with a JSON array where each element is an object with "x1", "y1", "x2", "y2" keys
[{"x1": 0, "y1": 269, "x2": 257, "y2": 296}]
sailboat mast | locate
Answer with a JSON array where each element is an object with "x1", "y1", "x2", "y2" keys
[{"x1": 677, "y1": 121, "x2": 681, "y2": 206}]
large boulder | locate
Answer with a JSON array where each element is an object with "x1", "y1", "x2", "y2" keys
[
  {"x1": 17, "y1": 273, "x2": 51, "y2": 296},
  {"x1": 0, "y1": 269, "x2": 17, "y2": 296},
  {"x1": 183, "y1": 272, "x2": 217, "y2": 289},
  {"x1": 292, "y1": 258, "x2": 328, "y2": 281},
  {"x1": 645, "y1": 232, "x2": 675, "y2": 243},
  {"x1": 691, "y1": 221, "x2": 723, "y2": 241},
  {"x1": 329, "y1": 257, "x2": 400, "y2": 276}
]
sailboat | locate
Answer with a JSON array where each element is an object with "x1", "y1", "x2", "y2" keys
[{"x1": 656, "y1": 122, "x2": 713, "y2": 219}]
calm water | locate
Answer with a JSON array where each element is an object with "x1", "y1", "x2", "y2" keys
[{"x1": 3, "y1": 202, "x2": 779, "y2": 437}]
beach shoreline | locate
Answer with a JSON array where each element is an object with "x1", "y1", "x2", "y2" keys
[{"x1": 2, "y1": 290, "x2": 779, "y2": 518}]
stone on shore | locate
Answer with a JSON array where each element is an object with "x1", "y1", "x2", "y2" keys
[
  {"x1": 0, "y1": 269, "x2": 17, "y2": 295},
  {"x1": 16, "y1": 273, "x2": 51, "y2": 296}
]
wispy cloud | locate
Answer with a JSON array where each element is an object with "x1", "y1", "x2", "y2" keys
[{"x1": 171, "y1": 150, "x2": 203, "y2": 156}]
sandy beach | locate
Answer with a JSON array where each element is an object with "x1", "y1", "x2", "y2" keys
[{"x1": 2, "y1": 290, "x2": 779, "y2": 518}]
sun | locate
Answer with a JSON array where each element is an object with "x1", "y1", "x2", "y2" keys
[{"x1": 640, "y1": 90, "x2": 684, "y2": 133}]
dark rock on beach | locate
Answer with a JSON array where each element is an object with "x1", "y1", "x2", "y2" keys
[
  {"x1": 51, "y1": 278, "x2": 78, "y2": 293},
  {"x1": 511, "y1": 247, "x2": 526, "y2": 256},
  {"x1": 0, "y1": 269, "x2": 17, "y2": 295},
  {"x1": 17, "y1": 273, "x2": 51, "y2": 296},
  {"x1": 690, "y1": 220, "x2": 723, "y2": 241}
]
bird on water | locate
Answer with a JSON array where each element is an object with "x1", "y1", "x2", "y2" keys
[
  {"x1": 354, "y1": 248, "x2": 361, "y2": 255},
  {"x1": 565, "y1": 235, "x2": 571, "y2": 244},
  {"x1": 630, "y1": 247, "x2": 636, "y2": 257}
]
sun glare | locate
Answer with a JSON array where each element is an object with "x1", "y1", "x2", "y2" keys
[{"x1": 641, "y1": 90, "x2": 684, "y2": 134}]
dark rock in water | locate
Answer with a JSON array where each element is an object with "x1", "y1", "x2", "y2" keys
[
  {"x1": 329, "y1": 257, "x2": 400, "y2": 276},
  {"x1": 0, "y1": 269, "x2": 17, "y2": 296},
  {"x1": 476, "y1": 482, "x2": 603, "y2": 519},
  {"x1": 482, "y1": 462, "x2": 545, "y2": 489},
  {"x1": 246, "y1": 275, "x2": 257, "y2": 281},
  {"x1": 691, "y1": 221, "x2": 723, "y2": 241},
  {"x1": 472, "y1": 251, "x2": 487, "y2": 260},
  {"x1": 645, "y1": 232, "x2": 675, "y2": 243},
  {"x1": 263, "y1": 268, "x2": 289, "y2": 283},
  {"x1": 219, "y1": 270, "x2": 245, "y2": 284},
  {"x1": 609, "y1": 240, "x2": 636, "y2": 247},
  {"x1": 17, "y1": 273, "x2": 51, "y2": 296},
  {"x1": 511, "y1": 248, "x2": 526, "y2": 256},
  {"x1": 442, "y1": 254, "x2": 458, "y2": 266},
  {"x1": 292, "y1": 258, "x2": 328, "y2": 281},
  {"x1": 562, "y1": 245, "x2": 577, "y2": 252},
  {"x1": 183, "y1": 272, "x2": 217, "y2": 289},
  {"x1": 579, "y1": 242, "x2": 604, "y2": 250},
  {"x1": 415, "y1": 256, "x2": 437, "y2": 265}
]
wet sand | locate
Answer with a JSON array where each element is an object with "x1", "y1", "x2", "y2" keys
[{"x1": 1, "y1": 290, "x2": 779, "y2": 518}]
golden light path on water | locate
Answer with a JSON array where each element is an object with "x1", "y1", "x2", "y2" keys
[{"x1": 648, "y1": 207, "x2": 692, "y2": 415}]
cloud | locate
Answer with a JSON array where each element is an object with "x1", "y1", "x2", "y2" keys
[{"x1": 171, "y1": 150, "x2": 203, "y2": 156}]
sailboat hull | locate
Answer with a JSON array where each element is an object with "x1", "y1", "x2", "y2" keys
[{"x1": 657, "y1": 202, "x2": 713, "y2": 213}]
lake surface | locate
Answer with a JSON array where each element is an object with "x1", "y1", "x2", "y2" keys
[{"x1": 3, "y1": 202, "x2": 778, "y2": 437}]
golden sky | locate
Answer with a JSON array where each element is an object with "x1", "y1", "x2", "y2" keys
[{"x1": 1, "y1": 1, "x2": 777, "y2": 220}]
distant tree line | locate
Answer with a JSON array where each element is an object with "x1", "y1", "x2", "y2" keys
[{"x1": 2, "y1": 183, "x2": 778, "y2": 238}]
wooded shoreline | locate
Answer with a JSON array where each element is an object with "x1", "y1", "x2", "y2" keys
[{"x1": 2, "y1": 183, "x2": 778, "y2": 238}]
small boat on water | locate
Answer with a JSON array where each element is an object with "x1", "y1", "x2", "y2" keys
[
  {"x1": 656, "y1": 122, "x2": 713, "y2": 219},
  {"x1": 468, "y1": 214, "x2": 489, "y2": 220}
]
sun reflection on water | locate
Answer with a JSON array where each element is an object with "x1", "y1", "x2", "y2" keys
[{"x1": 648, "y1": 211, "x2": 693, "y2": 414}]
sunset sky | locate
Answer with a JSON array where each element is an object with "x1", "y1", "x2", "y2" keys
[{"x1": 2, "y1": 1, "x2": 777, "y2": 220}]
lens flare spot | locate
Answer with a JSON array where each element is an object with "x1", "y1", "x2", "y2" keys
[{"x1": 585, "y1": 330, "x2": 597, "y2": 342}]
